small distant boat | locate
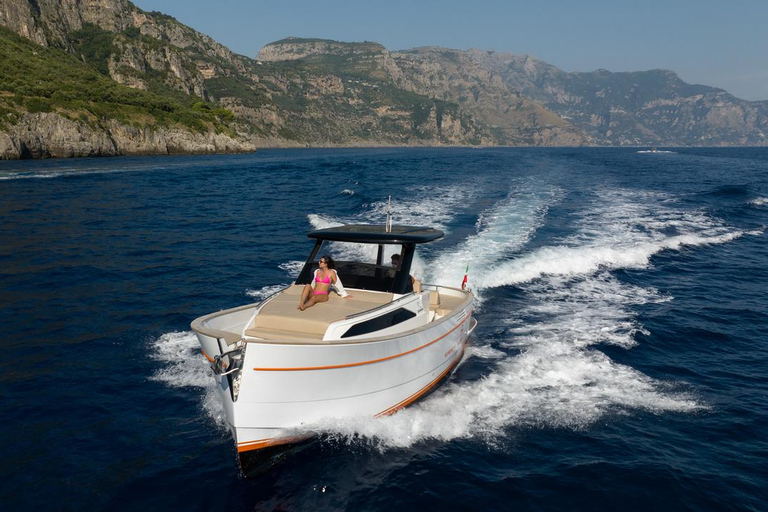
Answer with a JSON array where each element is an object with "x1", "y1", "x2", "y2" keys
[
  {"x1": 637, "y1": 148, "x2": 675, "y2": 154},
  {"x1": 191, "y1": 223, "x2": 476, "y2": 476}
]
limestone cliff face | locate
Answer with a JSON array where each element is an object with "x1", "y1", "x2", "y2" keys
[
  {"x1": 251, "y1": 38, "x2": 486, "y2": 146},
  {"x1": 0, "y1": 0, "x2": 258, "y2": 158},
  {"x1": 258, "y1": 38, "x2": 406, "y2": 83},
  {"x1": 390, "y1": 47, "x2": 587, "y2": 146},
  {"x1": 0, "y1": 0, "x2": 251, "y2": 99},
  {"x1": 0, "y1": 0, "x2": 134, "y2": 48},
  {"x1": 0, "y1": 112, "x2": 254, "y2": 158},
  {"x1": 257, "y1": 38, "x2": 768, "y2": 146},
  {"x1": 256, "y1": 40, "x2": 586, "y2": 146},
  {"x1": 258, "y1": 38, "x2": 384, "y2": 62}
]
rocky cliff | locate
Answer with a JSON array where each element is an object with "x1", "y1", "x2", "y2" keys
[
  {"x1": 0, "y1": 112, "x2": 254, "y2": 159},
  {"x1": 0, "y1": 0, "x2": 246, "y2": 95},
  {"x1": 253, "y1": 38, "x2": 487, "y2": 145},
  {"x1": 254, "y1": 39, "x2": 584, "y2": 146},
  {"x1": 0, "y1": 0, "x2": 258, "y2": 158},
  {"x1": 390, "y1": 47, "x2": 586, "y2": 146}
]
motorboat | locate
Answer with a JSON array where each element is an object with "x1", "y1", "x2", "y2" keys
[{"x1": 191, "y1": 223, "x2": 477, "y2": 475}]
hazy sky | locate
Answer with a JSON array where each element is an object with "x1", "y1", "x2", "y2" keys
[{"x1": 133, "y1": 0, "x2": 767, "y2": 101}]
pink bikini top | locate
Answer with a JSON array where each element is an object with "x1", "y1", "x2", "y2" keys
[{"x1": 315, "y1": 272, "x2": 331, "y2": 284}]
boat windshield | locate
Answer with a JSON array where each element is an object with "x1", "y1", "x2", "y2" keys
[{"x1": 297, "y1": 241, "x2": 415, "y2": 294}]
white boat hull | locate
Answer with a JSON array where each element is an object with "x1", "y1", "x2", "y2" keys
[{"x1": 204, "y1": 303, "x2": 473, "y2": 474}]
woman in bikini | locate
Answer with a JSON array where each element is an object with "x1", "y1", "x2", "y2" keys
[{"x1": 298, "y1": 255, "x2": 346, "y2": 310}]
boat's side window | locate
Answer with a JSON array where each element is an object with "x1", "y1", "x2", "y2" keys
[{"x1": 341, "y1": 308, "x2": 417, "y2": 338}]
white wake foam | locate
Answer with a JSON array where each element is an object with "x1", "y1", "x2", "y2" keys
[
  {"x1": 507, "y1": 273, "x2": 669, "y2": 350},
  {"x1": 245, "y1": 284, "x2": 289, "y2": 300},
  {"x1": 0, "y1": 162, "x2": 180, "y2": 181},
  {"x1": 422, "y1": 185, "x2": 560, "y2": 298},
  {"x1": 307, "y1": 270, "x2": 697, "y2": 450},
  {"x1": 149, "y1": 331, "x2": 226, "y2": 426},
  {"x1": 0, "y1": 172, "x2": 64, "y2": 180},
  {"x1": 311, "y1": 341, "x2": 700, "y2": 450},
  {"x1": 749, "y1": 197, "x2": 768, "y2": 206},
  {"x1": 362, "y1": 185, "x2": 476, "y2": 232},
  {"x1": 475, "y1": 189, "x2": 745, "y2": 291},
  {"x1": 278, "y1": 260, "x2": 304, "y2": 278}
]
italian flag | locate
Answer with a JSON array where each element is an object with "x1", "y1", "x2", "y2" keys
[{"x1": 461, "y1": 264, "x2": 469, "y2": 290}]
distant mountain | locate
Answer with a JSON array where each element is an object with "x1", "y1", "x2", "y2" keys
[
  {"x1": 1, "y1": 0, "x2": 766, "y2": 158},
  {"x1": 253, "y1": 38, "x2": 583, "y2": 146},
  {"x1": 477, "y1": 52, "x2": 768, "y2": 145}
]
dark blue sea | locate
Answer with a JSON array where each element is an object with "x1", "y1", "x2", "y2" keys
[{"x1": 1, "y1": 148, "x2": 766, "y2": 511}]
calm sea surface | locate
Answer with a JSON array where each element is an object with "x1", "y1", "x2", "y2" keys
[{"x1": 1, "y1": 148, "x2": 766, "y2": 511}]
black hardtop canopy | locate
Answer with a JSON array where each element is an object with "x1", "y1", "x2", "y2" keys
[{"x1": 307, "y1": 224, "x2": 444, "y2": 244}]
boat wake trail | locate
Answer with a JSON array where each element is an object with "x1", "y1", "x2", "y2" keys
[
  {"x1": 421, "y1": 184, "x2": 561, "y2": 301},
  {"x1": 150, "y1": 184, "x2": 482, "y2": 428},
  {"x1": 471, "y1": 189, "x2": 746, "y2": 292}
]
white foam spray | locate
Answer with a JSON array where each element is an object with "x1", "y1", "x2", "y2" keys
[
  {"x1": 474, "y1": 189, "x2": 747, "y2": 291},
  {"x1": 422, "y1": 185, "x2": 561, "y2": 300},
  {"x1": 278, "y1": 261, "x2": 304, "y2": 278},
  {"x1": 149, "y1": 331, "x2": 226, "y2": 427},
  {"x1": 363, "y1": 185, "x2": 476, "y2": 232},
  {"x1": 306, "y1": 184, "x2": 479, "y2": 265},
  {"x1": 245, "y1": 284, "x2": 289, "y2": 300}
]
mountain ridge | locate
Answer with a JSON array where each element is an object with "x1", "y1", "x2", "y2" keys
[{"x1": 1, "y1": 0, "x2": 766, "y2": 159}]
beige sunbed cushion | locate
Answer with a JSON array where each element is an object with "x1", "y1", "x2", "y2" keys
[{"x1": 244, "y1": 285, "x2": 393, "y2": 341}]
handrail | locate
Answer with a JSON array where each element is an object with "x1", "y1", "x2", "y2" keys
[{"x1": 468, "y1": 317, "x2": 478, "y2": 335}]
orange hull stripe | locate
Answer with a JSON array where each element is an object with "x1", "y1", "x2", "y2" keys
[
  {"x1": 236, "y1": 345, "x2": 469, "y2": 454},
  {"x1": 376, "y1": 345, "x2": 466, "y2": 417},
  {"x1": 236, "y1": 352, "x2": 466, "y2": 454},
  {"x1": 237, "y1": 435, "x2": 308, "y2": 453},
  {"x1": 202, "y1": 349, "x2": 215, "y2": 363},
  {"x1": 252, "y1": 311, "x2": 472, "y2": 372}
]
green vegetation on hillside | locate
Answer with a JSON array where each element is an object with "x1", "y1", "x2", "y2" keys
[
  {"x1": 0, "y1": 26, "x2": 234, "y2": 133},
  {"x1": 71, "y1": 23, "x2": 115, "y2": 75},
  {"x1": 254, "y1": 52, "x2": 476, "y2": 143},
  {"x1": 70, "y1": 23, "x2": 203, "y2": 103}
]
